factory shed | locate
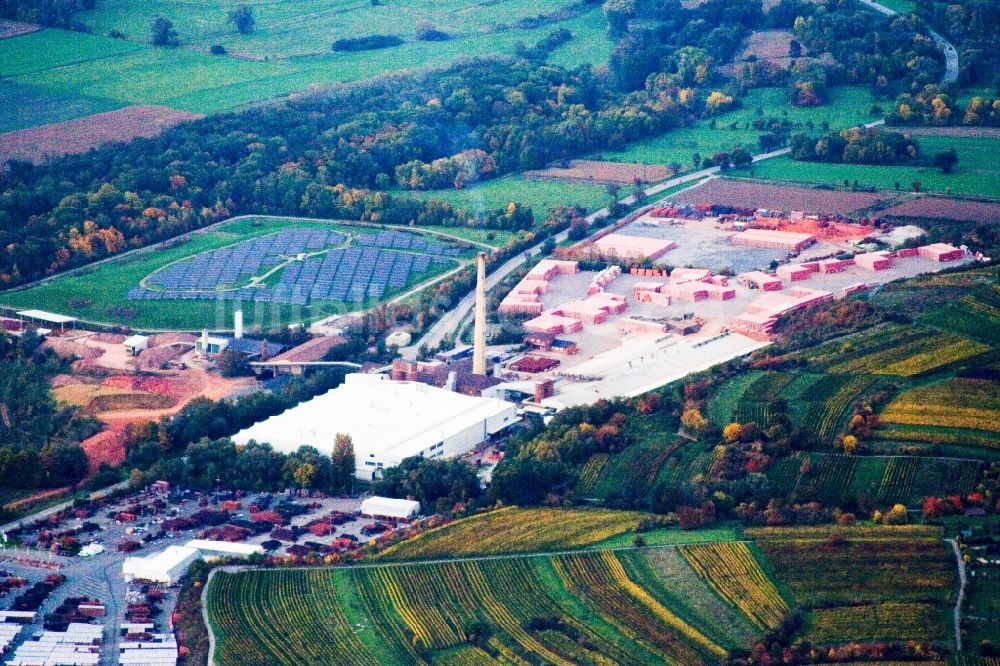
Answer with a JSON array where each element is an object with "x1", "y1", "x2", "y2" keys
[
  {"x1": 122, "y1": 546, "x2": 199, "y2": 585},
  {"x1": 184, "y1": 539, "x2": 264, "y2": 561},
  {"x1": 232, "y1": 374, "x2": 519, "y2": 479},
  {"x1": 360, "y1": 496, "x2": 421, "y2": 519},
  {"x1": 593, "y1": 234, "x2": 676, "y2": 260},
  {"x1": 730, "y1": 229, "x2": 814, "y2": 250}
]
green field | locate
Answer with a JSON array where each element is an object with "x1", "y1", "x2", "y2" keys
[
  {"x1": 409, "y1": 173, "x2": 615, "y2": 217},
  {"x1": 75, "y1": 0, "x2": 589, "y2": 58},
  {"x1": 750, "y1": 134, "x2": 1000, "y2": 199},
  {"x1": 0, "y1": 217, "x2": 474, "y2": 330},
  {"x1": 0, "y1": 3, "x2": 616, "y2": 129},
  {"x1": 592, "y1": 86, "x2": 882, "y2": 169},
  {"x1": 0, "y1": 80, "x2": 125, "y2": 133}
]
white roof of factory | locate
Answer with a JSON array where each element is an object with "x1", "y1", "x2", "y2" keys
[
  {"x1": 232, "y1": 374, "x2": 515, "y2": 459},
  {"x1": 185, "y1": 539, "x2": 263, "y2": 557},
  {"x1": 123, "y1": 545, "x2": 199, "y2": 573},
  {"x1": 122, "y1": 335, "x2": 148, "y2": 346},
  {"x1": 16, "y1": 309, "x2": 77, "y2": 324}
]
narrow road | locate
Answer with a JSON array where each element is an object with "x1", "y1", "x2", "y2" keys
[
  {"x1": 946, "y1": 538, "x2": 966, "y2": 651},
  {"x1": 203, "y1": 567, "x2": 219, "y2": 666},
  {"x1": 856, "y1": 0, "x2": 959, "y2": 83}
]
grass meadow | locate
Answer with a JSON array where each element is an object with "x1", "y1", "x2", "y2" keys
[
  {"x1": 750, "y1": 134, "x2": 1000, "y2": 199},
  {"x1": 408, "y1": 173, "x2": 616, "y2": 217},
  {"x1": 0, "y1": 2, "x2": 615, "y2": 129},
  {"x1": 592, "y1": 86, "x2": 883, "y2": 170}
]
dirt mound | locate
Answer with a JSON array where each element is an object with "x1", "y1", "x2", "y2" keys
[
  {"x1": 101, "y1": 374, "x2": 194, "y2": 398},
  {"x1": 86, "y1": 392, "x2": 174, "y2": 414},
  {"x1": 91, "y1": 333, "x2": 127, "y2": 344},
  {"x1": 776, "y1": 218, "x2": 875, "y2": 243},
  {"x1": 136, "y1": 344, "x2": 188, "y2": 371},
  {"x1": 43, "y1": 338, "x2": 104, "y2": 360},
  {"x1": 147, "y1": 332, "x2": 197, "y2": 346},
  {"x1": 80, "y1": 426, "x2": 128, "y2": 473}
]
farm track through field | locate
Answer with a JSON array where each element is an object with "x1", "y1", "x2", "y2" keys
[{"x1": 946, "y1": 538, "x2": 965, "y2": 651}]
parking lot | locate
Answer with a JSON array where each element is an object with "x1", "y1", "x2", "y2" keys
[{"x1": 0, "y1": 484, "x2": 396, "y2": 665}]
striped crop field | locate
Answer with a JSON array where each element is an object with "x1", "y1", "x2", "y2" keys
[
  {"x1": 377, "y1": 506, "x2": 645, "y2": 561},
  {"x1": 806, "y1": 602, "x2": 944, "y2": 643},
  {"x1": 765, "y1": 453, "x2": 980, "y2": 507},
  {"x1": 880, "y1": 378, "x2": 1000, "y2": 434},
  {"x1": 678, "y1": 542, "x2": 790, "y2": 630},
  {"x1": 207, "y1": 549, "x2": 749, "y2": 666},
  {"x1": 747, "y1": 525, "x2": 955, "y2": 644}
]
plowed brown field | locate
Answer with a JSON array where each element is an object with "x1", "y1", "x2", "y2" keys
[{"x1": 0, "y1": 105, "x2": 202, "y2": 164}]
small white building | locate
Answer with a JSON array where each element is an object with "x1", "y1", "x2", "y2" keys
[
  {"x1": 122, "y1": 545, "x2": 199, "y2": 585},
  {"x1": 184, "y1": 539, "x2": 264, "y2": 562},
  {"x1": 122, "y1": 335, "x2": 148, "y2": 356},
  {"x1": 360, "y1": 496, "x2": 421, "y2": 520}
]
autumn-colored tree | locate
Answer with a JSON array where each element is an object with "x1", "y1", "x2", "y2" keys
[
  {"x1": 681, "y1": 408, "x2": 708, "y2": 434},
  {"x1": 293, "y1": 462, "x2": 315, "y2": 489},
  {"x1": 882, "y1": 503, "x2": 909, "y2": 525},
  {"x1": 723, "y1": 422, "x2": 742, "y2": 443},
  {"x1": 331, "y1": 432, "x2": 355, "y2": 491}
]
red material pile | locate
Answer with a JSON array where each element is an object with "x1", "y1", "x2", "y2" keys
[{"x1": 249, "y1": 511, "x2": 286, "y2": 526}]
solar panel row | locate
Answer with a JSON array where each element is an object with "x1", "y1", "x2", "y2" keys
[{"x1": 129, "y1": 233, "x2": 453, "y2": 306}]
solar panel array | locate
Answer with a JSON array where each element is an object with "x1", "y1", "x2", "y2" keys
[
  {"x1": 355, "y1": 229, "x2": 462, "y2": 257},
  {"x1": 128, "y1": 227, "x2": 458, "y2": 306}
]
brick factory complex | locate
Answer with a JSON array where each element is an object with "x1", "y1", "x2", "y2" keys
[{"x1": 489, "y1": 200, "x2": 973, "y2": 410}]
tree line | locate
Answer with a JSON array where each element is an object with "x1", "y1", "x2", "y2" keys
[
  {"x1": 0, "y1": 332, "x2": 92, "y2": 494},
  {"x1": 0, "y1": 0, "x2": 787, "y2": 289}
]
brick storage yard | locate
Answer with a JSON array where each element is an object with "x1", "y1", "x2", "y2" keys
[{"x1": 496, "y1": 194, "x2": 975, "y2": 408}]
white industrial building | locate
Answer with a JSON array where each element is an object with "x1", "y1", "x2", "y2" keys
[
  {"x1": 122, "y1": 540, "x2": 265, "y2": 584},
  {"x1": 122, "y1": 545, "x2": 199, "y2": 585},
  {"x1": 232, "y1": 373, "x2": 520, "y2": 479},
  {"x1": 360, "y1": 496, "x2": 421, "y2": 519},
  {"x1": 184, "y1": 539, "x2": 263, "y2": 562}
]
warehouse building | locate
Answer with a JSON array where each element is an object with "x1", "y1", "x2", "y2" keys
[
  {"x1": 360, "y1": 496, "x2": 421, "y2": 519},
  {"x1": 122, "y1": 545, "x2": 200, "y2": 585},
  {"x1": 232, "y1": 374, "x2": 519, "y2": 479}
]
